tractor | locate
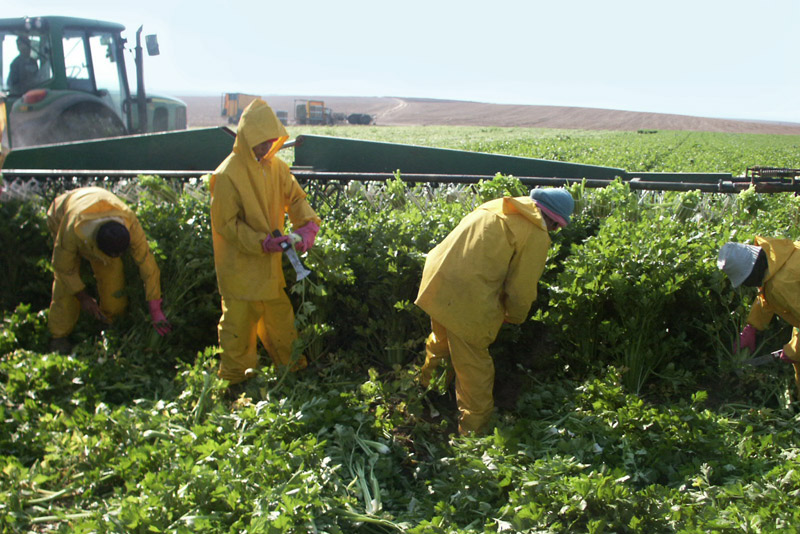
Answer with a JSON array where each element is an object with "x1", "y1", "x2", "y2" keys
[{"x1": 0, "y1": 16, "x2": 187, "y2": 149}]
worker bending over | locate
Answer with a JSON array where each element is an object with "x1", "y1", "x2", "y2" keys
[
  {"x1": 719, "y1": 238, "x2": 800, "y2": 393},
  {"x1": 210, "y1": 99, "x2": 320, "y2": 386},
  {"x1": 415, "y1": 187, "x2": 574, "y2": 435},
  {"x1": 47, "y1": 186, "x2": 171, "y2": 353}
]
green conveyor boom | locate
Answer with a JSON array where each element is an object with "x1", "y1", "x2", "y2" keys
[
  {"x1": 292, "y1": 134, "x2": 628, "y2": 180},
  {"x1": 290, "y1": 135, "x2": 800, "y2": 193},
  {"x1": 2, "y1": 131, "x2": 799, "y2": 193},
  {"x1": 2, "y1": 127, "x2": 235, "y2": 171}
]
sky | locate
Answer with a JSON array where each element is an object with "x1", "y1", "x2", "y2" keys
[{"x1": 5, "y1": 0, "x2": 800, "y2": 123}]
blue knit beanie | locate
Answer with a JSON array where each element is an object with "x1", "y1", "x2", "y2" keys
[{"x1": 529, "y1": 188, "x2": 575, "y2": 227}]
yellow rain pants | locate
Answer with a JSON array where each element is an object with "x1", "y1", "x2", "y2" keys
[
  {"x1": 49, "y1": 256, "x2": 128, "y2": 338},
  {"x1": 420, "y1": 319, "x2": 454, "y2": 389},
  {"x1": 421, "y1": 319, "x2": 494, "y2": 435},
  {"x1": 217, "y1": 294, "x2": 307, "y2": 384}
]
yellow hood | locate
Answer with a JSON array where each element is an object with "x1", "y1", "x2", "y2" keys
[
  {"x1": 233, "y1": 98, "x2": 288, "y2": 163},
  {"x1": 210, "y1": 98, "x2": 289, "y2": 197},
  {"x1": 755, "y1": 236, "x2": 797, "y2": 284},
  {"x1": 746, "y1": 237, "x2": 800, "y2": 359},
  {"x1": 499, "y1": 196, "x2": 549, "y2": 230}
]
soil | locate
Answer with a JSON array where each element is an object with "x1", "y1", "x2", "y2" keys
[{"x1": 182, "y1": 94, "x2": 800, "y2": 135}]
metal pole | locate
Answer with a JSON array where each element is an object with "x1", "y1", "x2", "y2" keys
[
  {"x1": 0, "y1": 169, "x2": 211, "y2": 181},
  {"x1": 2, "y1": 169, "x2": 799, "y2": 194},
  {"x1": 135, "y1": 27, "x2": 147, "y2": 134},
  {"x1": 290, "y1": 171, "x2": 800, "y2": 194}
]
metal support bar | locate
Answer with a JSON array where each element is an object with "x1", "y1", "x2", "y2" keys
[
  {"x1": 291, "y1": 171, "x2": 800, "y2": 194},
  {"x1": 3, "y1": 169, "x2": 799, "y2": 194},
  {"x1": 0, "y1": 169, "x2": 211, "y2": 181}
]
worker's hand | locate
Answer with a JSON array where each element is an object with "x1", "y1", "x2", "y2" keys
[
  {"x1": 148, "y1": 299, "x2": 172, "y2": 336},
  {"x1": 76, "y1": 290, "x2": 110, "y2": 324},
  {"x1": 735, "y1": 324, "x2": 757, "y2": 354},
  {"x1": 293, "y1": 221, "x2": 320, "y2": 253},
  {"x1": 262, "y1": 234, "x2": 291, "y2": 253},
  {"x1": 776, "y1": 350, "x2": 798, "y2": 364}
]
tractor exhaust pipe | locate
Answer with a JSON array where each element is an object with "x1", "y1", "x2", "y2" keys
[{"x1": 135, "y1": 27, "x2": 147, "y2": 134}]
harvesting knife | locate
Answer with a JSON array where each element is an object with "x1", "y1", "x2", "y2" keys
[
  {"x1": 272, "y1": 230, "x2": 312, "y2": 282},
  {"x1": 742, "y1": 349, "x2": 783, "y2": 367}
]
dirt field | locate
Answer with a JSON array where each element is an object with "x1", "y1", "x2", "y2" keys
[{"x1": 182, "y1": 95, "x2": 800, "y2": 135}]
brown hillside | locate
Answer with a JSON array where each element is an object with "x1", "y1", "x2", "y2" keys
[{"x1": 182, "y1": 95, "x2": 800, "y2": 135}]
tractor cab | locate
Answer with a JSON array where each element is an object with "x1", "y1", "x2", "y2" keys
[{"x1": 0, "y1": 16, "x2": 186, "y2": 149}]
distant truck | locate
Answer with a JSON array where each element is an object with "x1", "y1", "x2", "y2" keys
[
  {"x1": 0, "y1": 16, "x2": 187, "y2": 148},
  {"x1": 294, "y1": 99, "x2": 335, "y2": 125}
]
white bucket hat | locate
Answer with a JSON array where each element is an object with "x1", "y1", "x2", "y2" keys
[{"x1": 717, "y1": 242, "x2": 761, "y2": 288}]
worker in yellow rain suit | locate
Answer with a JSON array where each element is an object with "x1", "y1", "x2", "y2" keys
[
  {"x1": 210, "y1": 98, "x2": 321, "y2": 386},
  {"x1": 718, "y1": 238, "x2": 800, "y2": 394},
  {"x1": 47, "y1": 187, "x2": 171, "y2": 353},
  {"x1": 415, "y1": 187, "x2": 575, "y2": 435}
]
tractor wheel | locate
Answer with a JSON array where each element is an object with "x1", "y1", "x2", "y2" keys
[{"x1": 46, "y1": 104, "x2": 127, "y2": 144}]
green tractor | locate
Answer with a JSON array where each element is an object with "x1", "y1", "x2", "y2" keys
[{"x1": 0, "y1": 16, "x2": 187, "y2": 149}]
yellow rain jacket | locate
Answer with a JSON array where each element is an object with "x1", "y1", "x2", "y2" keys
[
  {"x1": 209, "y1": 99, "x2": 320, "y2": 300},
  {"x1": 47, "y1": 187, "x2": 161, "y2": 301},
  {"x1": 746, "y1": 236, "x2": 800, "y2": 360},
  {"x1": 415, "y1": 196, "x2": 551, "y2": 347}
]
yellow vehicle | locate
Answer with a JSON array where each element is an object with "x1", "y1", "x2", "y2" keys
[{"x1": 220, "y1": 93, "x2": 260, "y2": 125}]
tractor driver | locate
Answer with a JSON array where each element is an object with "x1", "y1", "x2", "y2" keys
[{"x1": 7, "y1": 36, "x2": 39, "y2": 94}]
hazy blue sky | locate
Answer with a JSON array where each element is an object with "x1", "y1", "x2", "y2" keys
[{"x1": 5, "y1": 0, "x2": 799, "y2": 123}]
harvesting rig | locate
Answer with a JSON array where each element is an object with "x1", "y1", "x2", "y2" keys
[
  {"x1": 3, "y1": 131, "x2": 799, "y2": 198},
  {"x1": 0, "y1": 17, "x2": 797, "y2": 194}
]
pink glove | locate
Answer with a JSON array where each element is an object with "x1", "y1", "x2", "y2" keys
[
  {"x1": 736, "y1": 324, "x2": 757, "y2": 354},
  {"x1": 293, "y1": 221, "x2": 320, "y2": 253},
  {"x1": 261, "y1": 234, "x2": 291, "y2": 253},
  {"x1": 148, "y1": 299, "x2": 172, "y2": 336}
]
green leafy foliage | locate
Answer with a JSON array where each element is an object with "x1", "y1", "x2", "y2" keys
[{"x1": 0, "y1": 198, "x2": 51, "y2": 310}]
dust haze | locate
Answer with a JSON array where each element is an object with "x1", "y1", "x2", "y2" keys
[{"x1": 182, "y1": 95, "x2": 800, "y2": 135}]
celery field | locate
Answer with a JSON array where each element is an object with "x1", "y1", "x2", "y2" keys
[{"x1": 3, "y1": 127, "x2": 800, "y2": 532}]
